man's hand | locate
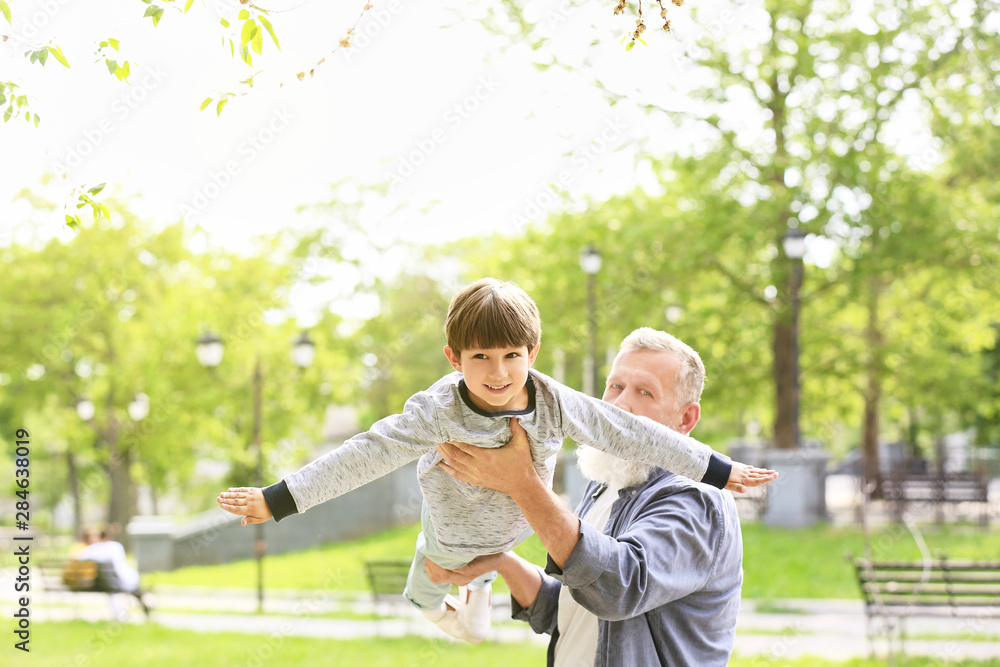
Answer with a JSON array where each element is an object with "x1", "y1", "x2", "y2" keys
[
  {"x1": 725, "y1": 462, "x2": 779, "y2": 494},
  {"x1": 424, "y1": 554, "x2": 505, "y2": 586},
  {"x1": 436, "y1": 418, "x2": 539, "y2": 499},
  {"x1": 217, "y1": 487, "x2": 273, "y2": 526}
]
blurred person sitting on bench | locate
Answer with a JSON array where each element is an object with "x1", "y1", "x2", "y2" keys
[{"x1": 73, "y1": 525, "x2": 151, "y2": 619}]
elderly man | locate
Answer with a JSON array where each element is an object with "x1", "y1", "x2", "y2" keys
[{"x1": 430, "y1": 327, "x2": 774, "y2": 665}]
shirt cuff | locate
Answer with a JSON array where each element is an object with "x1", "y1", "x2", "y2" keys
[
  {"x1": 544, "y1": 520, "x2": 613, "y2": 590},
  {"x1": 701, "y1": 453, "x2": 732, "y2": 490},
  {"x1": 261, "y1": 480, "x2": 299, "y2": 523},
  {"x1": 511, "y1": 570, "x2": 562, "y2": 635}
]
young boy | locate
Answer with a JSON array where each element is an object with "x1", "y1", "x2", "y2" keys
[{"x1": 217, "y1": 278, "x2": 775, "y2": 642}]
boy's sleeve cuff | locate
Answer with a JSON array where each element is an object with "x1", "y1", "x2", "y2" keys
[
  {"x1": 262, "y1": 480, "x2": 299, "y2": 523},
  {"x1": 701, "y1": 453, "x2": 732, "y2": 490}
]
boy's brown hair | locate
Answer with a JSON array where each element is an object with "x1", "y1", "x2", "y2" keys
[{"x1": 445, "y1": 278, "x2": 542, "y2": 354}]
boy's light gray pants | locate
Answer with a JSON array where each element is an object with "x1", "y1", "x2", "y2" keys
[{"x1": 403, "y1": 502, "x2": 531, "y2": 610}]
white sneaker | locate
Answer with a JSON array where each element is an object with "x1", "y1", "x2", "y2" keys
[
  {"x1": 456, "y1": 584, "x2": 492, "y2": 643},
  {"x1": 422, "y1": 595, "x2": 467, "y2": 641}
]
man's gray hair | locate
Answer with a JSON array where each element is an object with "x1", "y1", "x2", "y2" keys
[{"x1": 618, "y1": 327, "x2": 705, "y2": 408}]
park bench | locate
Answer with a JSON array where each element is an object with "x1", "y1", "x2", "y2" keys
[
  {"x1": 363, "y1": 559, "x2": 412, "y2": 626},
  {"x1": 881, "y1": 470, "x2": 990, "y2": 525},
  {"x1": 849, "y1": 556, "x2": 1000, "y2": 646},
  {"x1": 364, "y1": 559, "x2": 412, "y2": 602},
  {"x1": 38, "y1": 559, "x2": 150, "y2": 619}
]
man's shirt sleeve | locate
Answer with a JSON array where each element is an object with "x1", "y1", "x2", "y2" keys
[
  {"x1": 511, "y1": 569, "x2": 563, "y2": 636},
  {"x1": 545, "y1": 486, "x2": 726, "y2": 622}
]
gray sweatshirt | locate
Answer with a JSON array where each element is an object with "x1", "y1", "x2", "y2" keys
[{"x1": 263, "y1": 370, "x2": 731, "y2": 556}]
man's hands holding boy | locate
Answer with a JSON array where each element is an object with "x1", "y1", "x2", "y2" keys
[
  {"x1": 436, "y1": 417, "x2": 540, "y2": 500},
  {"x1": 217, "y1": 487, "x2": 273, "y2": 526}
]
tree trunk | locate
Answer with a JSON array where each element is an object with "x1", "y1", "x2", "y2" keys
[
  {"x1": 106, "y1": 411, "x2": 134, "y2": 549},
  {"x1": 774, "y1": 317, "x2": 799, "y2": 449},
  {"x1": 773, "y1": 259, "x2": 803, "y2": 450},
  {"x1": 67, "y1": 451, "x2": 83, "y2": 540},
  {"x1": 862, "y1": 275, "x2": 884, "y2": 496}
]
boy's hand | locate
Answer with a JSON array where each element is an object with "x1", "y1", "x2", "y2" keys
[
  {"x1": 216, "y1": 487, "x2": 273, "y2": 526},
  {"x1": 725, "y1": 462, "x2": 779, "y2": 494}
]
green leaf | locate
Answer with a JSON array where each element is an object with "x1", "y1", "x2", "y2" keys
[
  {"x1": 47, "y1": 45, "x2": 70, "y2": 68},
  {"x1": 220, "y1": 17, "x2": 230, "y2": 28},
  {"x1": 259, "y1": 15, "x2": 280, "y2": 51},
  {"x1": 88, "y1": 183, "x2": 106, "y2": 196},
  {"x1": 638, "y1": 37, "x2": 647, "y2": 46},
  {"x1": 0, "y1": 0, "x2": 10, "y2": 24},
  {"x1": 3, "y1": 111, "x2": 10, "y2": 123},
  {"x1": 184, "y1": 0, "x2": 194, "y2": 12},
  {"x1": 98, "y1": 203, "x2": 111, "y2": 219},
  {"x1": 109, "y1": 38, "x2": 120, "y2": 51},
  {"x1": 106, "y1": 59, "x2": 119, "y2": 75},
  {"x1": 625, "y1": 40, "x2": 635, "y2": 51},
  {"x1": 239, "y1": 44, "x2": 252, "y2": 66},
  {"x1": 37, "y1": 49, "x2": 48, "y2": 65},
  {"x1": 199, "y1": 97, "x2": 213, "y2": 111},
  {"x1": 65, "y1": 215, "x2": 80, "y2": 230},
  {"x1": 117, "y1": 60, "x2": 131, "y2": 82},
  {"x1": 238, "y1": 8, "x2": 250, "y2": 19},
  {"x1": 144, "y1": 5, "x2": 163, "y2": 26},
  {"x1": 0, "y1": 94, "x2": 6, "y2": 106},
  {"x1": 241, "y1": 20, "x2": 257, "y2": 48},
  {"x1": 251, "y1": 23, "x2": 263, "y2": 54},
  {"x1": 32, "y1": 113, "x2": 39, "y2": 126},
  {"x1": 216, "y1": 98, "x2": 227, "y2": 115}
]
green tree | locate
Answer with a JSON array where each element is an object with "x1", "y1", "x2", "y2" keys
[{"x1": 0, "y1": 196, "x2": 347, "y2": 536}]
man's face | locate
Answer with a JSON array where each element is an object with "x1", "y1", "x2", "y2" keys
[{"x1": 601, "y1": 349, "x2": 684, "y2": 429}]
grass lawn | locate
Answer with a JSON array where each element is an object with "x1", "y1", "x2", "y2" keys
[
  {"x1": 740, "y1": 522, "x2": 1000, "y2": 599},
  {"x1": 144, "y1": 521, "x2": 1000, "y2": 600},
  {"x1": 26, "y1": 622, "x2": 1000, "y2": 667},
  {"x1": 28, "y1": 622, "x2": 544, "y2": 666}
]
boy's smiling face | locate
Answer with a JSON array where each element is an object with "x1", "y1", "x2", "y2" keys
[{"x1": 444, "y1": 343, "x2": 540, "y2": 412}]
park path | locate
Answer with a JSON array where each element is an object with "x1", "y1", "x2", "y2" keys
[{"x1": 7, "y1": 583, "x2": 1000, "y2": 661}]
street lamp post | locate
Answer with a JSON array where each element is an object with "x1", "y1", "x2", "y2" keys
[
  {"x1": 195, "y1": 329, "x2": 315, "y2": 613},
  {"x1": 580, "y1": 245, "x2": 602, "y2": 397}
]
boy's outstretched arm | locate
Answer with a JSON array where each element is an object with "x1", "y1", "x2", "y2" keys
[
  {"x1": 217, "y1": 487, "x2": 273, "y2": 526},
  {"x1": 725, "y1": 463, "x2": 778, "y2": 494}
]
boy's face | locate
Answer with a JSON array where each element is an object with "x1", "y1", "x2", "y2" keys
[{"x1": 444, "y1": 343, "x2": 540, "y2": 412}]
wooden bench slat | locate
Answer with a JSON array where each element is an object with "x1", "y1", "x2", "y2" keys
[{"x1": 850, "y1": 557, "x2": 1000, "y2": 622}]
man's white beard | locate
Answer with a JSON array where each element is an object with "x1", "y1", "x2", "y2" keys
[{"x1": 576, "y1": 446, "x2": 657, "y2": 488}]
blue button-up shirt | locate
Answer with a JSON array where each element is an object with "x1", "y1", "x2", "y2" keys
[{"x1": 511, "y1": 468, "x2": 743, "y2": 666}]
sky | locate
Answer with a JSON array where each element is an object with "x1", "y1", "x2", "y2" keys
[
  {"x1": 1, "y1": 0, "x2": 943, "y2": 323},
  {"x1": 0, "y1": 0, "x2": 743, "y2": 251}
]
